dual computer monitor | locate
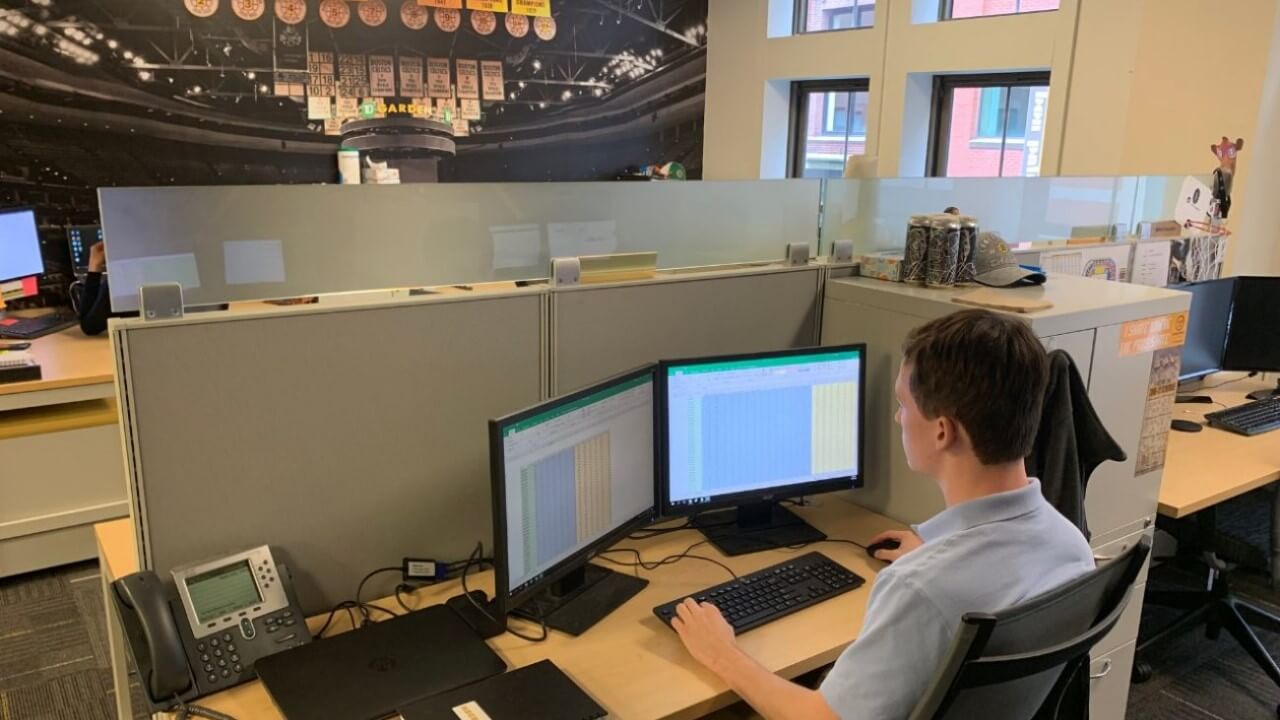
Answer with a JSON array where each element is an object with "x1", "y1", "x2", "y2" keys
[
  {"x1": 1178, "y1": 277, "x2": 1280, "y2": 382},
  {"x1": 489, "y1": 345, "x2": 865, "y2": 634}
]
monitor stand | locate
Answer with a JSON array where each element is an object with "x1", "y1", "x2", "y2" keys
[
  {"x1": 1246, "y1": 379, "x2": 1280, "y2": 401},
  {"x1": 511, "y1": 564, "x2": 648, "y2": 636},
  {"x1": 693, "y1": 501, "x2": 826, "y2": 557}
]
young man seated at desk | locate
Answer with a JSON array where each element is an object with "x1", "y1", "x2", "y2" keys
[
  {"x1": 671, "y1": 310, "x2": 1096, "y2": 720},
  {"x1": 78, "y1": 242, "x2": 134, "y2": 336}
]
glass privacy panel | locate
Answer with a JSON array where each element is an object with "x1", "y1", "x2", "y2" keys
[
  {"x1": 819, "y1": 175, "x2": 1209, "y2": 255},
  {"x1": 99, "y1": 180, "x2": 820, "y2": 312}
]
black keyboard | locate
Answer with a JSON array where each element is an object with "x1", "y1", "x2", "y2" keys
[
  {"x1": 0, "y1": 313, "x2": 77, "y2": 339},
  {"x1": 1206, "y1": 397, "x2": 1280, "y2": 436},
  {"x1": 653, "y1": 552, "x2": 864, "y2": 634}
]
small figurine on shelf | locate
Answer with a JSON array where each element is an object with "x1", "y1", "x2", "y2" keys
[{"x1": 1210, "y1": 136, "x2": 1244, "y2": 220}]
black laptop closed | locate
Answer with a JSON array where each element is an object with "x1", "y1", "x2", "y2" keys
[
  {"x1": 255, "y1": 604, "x2": 507, "y2": 720},
  {"x1": 398, "y1": 660, "x2": 607, "y2": 720}
]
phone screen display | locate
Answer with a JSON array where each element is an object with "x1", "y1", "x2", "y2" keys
[{"x1": 185, "y1": 560, "x2": 263, "y2": 624}]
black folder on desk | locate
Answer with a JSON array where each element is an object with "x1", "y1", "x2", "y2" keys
[{"x1": 398, "y1": 660, "x2": 607, "y2": 720}]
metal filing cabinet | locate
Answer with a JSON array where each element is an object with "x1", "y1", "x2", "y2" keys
[{"x1": 820, "y1": 275, "x2": 1189, "y2": 720}]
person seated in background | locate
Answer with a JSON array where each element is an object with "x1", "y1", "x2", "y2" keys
[
  {"x1": 77, "y1": 242, "x2": 132, "y2": 336},
  {"x1": 670, "y1": 309, "x2": 1096, "y2": 720}
]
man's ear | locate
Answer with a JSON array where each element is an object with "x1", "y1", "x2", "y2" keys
[{"x1": 936, "y1": 416, "x2": 964, "y2": 453}]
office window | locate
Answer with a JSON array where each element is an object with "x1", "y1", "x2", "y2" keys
[
  {"x1": 942, "y1": 0, "x2": 1059, "y2": 20},
  {"x1": 790, "y1": 80, "x2": 869, "y2": 179},
  {"x1": 929, "y1": 73, "x2": 1049, "y2": 178},
  {"x1": 796, "y1": 0, "x2": 876, "y2": 33}
]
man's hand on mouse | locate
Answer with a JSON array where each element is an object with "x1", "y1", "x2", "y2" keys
[{"x1": 869, "y1": 530, "x2": 923, "y2": 562}]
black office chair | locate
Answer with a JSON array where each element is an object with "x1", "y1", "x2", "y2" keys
[{"x1": 907, "y1": 539, "x2": 1151, "y2": 720}]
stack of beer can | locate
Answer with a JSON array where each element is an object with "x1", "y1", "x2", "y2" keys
[{"x1": 902, "y1": 214, "x2": 979, "y2": 288}]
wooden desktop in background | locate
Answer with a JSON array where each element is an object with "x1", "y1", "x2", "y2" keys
[
  {"x1": 96, "y1": 495, "x2": 903, "y2": 720},
  {"x1": 1160, "y1": 375, "x2": 1280, "y2": 518}
]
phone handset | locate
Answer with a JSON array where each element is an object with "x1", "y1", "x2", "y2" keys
[{"x1": 112, "y1": 571, "x2": 193, "y2": 701}]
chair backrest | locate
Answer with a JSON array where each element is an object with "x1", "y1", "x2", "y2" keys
[{"x1": 908, "y1": 538, "x2": 1151, "y2": 720}]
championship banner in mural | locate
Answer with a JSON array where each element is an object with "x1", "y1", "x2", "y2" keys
[
  {"x1": 416, "y1": 0, "x2": 462, "y2": 8},
  {"x1": 338, "y1": 54, "x2": 369, "y2": 97},
  {"x1": 480, "y1": 60, "x2": 504, "y2": 101},
  {"x1": 466, "y1": 0, "x2": 507, "y2": 11},
  {"x1": 337, "y1": 96, "x2": 360, "y2": 120},
  {"x1": 452, "y1": 115, "x2": 470, "y2": 137},
  {"x1": 427, "y1": 57, "x2": 452, "y2": 98},
  {"x1": 461, "y1": 97, "x2": 481, "y2": 121},
  {"x1": 273, "y1": 21, "x2": 308, "y2": 98},
  {"x1": 368, "y1": 54, "x2": 396, "y2": 96},
  {"x1": 456, "y1": 59, "x2": 480, "y2": 99},
  {"x1": 399, "y1": 56, "x2": 424, "y2": 96},
  {"x1": 308, "y1": 51, "x2": 336, "y2": 100},
  {"x1": 511, "y1": 0, "x2": 550, "y2": 17}
]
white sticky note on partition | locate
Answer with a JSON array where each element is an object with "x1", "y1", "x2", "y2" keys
[{"x1": 224, "y1": 240, "x2": 286, "y2": 285}]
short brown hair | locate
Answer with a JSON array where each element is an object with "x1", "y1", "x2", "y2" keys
[{"x1": 902, "y1": 309, "x2": 1048, "y2": 465}]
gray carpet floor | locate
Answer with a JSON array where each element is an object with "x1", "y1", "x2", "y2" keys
[
  {"x1": 1, "y1": 488, "x2": 1278, "y2": 719},
  {"x1": 0, "y1": 562, "x2": 146, "y2": 720}
]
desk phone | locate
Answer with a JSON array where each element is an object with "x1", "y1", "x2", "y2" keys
[{"x1": 111, "y1": 545, "x2": 311, "y2": 711}]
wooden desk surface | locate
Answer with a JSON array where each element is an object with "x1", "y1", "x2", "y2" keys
[
  {"x1": 1159, "y1": 375, "x2": 1280, "y2": 518},
  {"x1": 0, "y1": 328, "x2": 113, "y2": 397},
  {"x1": 96, "y1": 495, "x2": 901, "y2": 720}
]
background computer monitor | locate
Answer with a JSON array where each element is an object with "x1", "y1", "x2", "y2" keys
[
  {"x1": 0, "y1": 208, "x2": 44, "y2": 284},
  {"x1": 1223, "y1": 277, "x2": 1280, "y2": 396},
  {"x1": 490, "y1": 365, "x2": 655, "y2": 635},
  {"x1": 67, "y1": 225, "x2": 102, "y2": 277},
  {"x1": 659, "y1": 344, "x2": 865, "y2": 556},
  {"x1": 1176, "y1": 278, "x2": 1237, "y2": 382}
]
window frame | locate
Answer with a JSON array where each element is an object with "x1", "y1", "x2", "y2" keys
[
  {"x1": 793, "y1": 0, "x2": 876, "y2": 35},
  {"x1": 788, "y1": 78, "x2": 871, "y2": 179},
  {"x1": 938, "y1": 0, "x2": 1059, "y2": 21},
  {"x1": 927, "y1": 71, "x2": 1050, "y2": 178}
]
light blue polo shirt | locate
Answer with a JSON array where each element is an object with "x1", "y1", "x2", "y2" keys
[{"x1": 819, "y1": 479, "x2": 1095, "y2": 720}]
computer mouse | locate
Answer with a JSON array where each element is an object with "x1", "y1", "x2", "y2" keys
[
  {"x1": 1170, "y1": 419, "x2": 1203, "y2": 433},
  {"x1": 866, "y1": 538, "x2": 901, "y2": 560}
]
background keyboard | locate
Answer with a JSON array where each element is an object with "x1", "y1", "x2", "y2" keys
[
  {"x1": 1206, "y1": 397, "x2": 1280, "y2": 437},
  {"x1": 653, "y1": 551, "x2": 864, "y2": 635},
  {"x1": 0, "y1": 313, "x2": 77, "y2": 339}
]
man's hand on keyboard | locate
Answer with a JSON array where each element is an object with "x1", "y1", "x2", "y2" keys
[{"x1": 672, "y1": 597, "x2": 740, "y2": 674}]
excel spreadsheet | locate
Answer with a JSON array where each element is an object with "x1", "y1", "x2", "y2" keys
[
  {"x1": 665, "y1": 350, "x2": 862, "y2": 505},
  {"x1": 501, "y1": 374, "x2": 654, "y2": 595}
]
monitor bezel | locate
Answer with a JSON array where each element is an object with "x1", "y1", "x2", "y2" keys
[
  {"x1": 489, "y1": 363, "x2": 658, "y2": 618},
  {"x1": 0, "y1": 206, "x2": 45, "y2": 284},
  {"x1": 1174, "y1": 277, "x2": 1238, "y2": 382},
  {"x1": 656, "y1": 343, "x2": 867, "y2": 519},
  {"x1": 1222, "y1": 276, "x2": 1280, "y2": 374}
]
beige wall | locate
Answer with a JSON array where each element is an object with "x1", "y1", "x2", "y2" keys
[
  {"x1": 703, "y1": 0, "x2": 1279, "y2": 271},
  {"x1": 1235, "y1": 4, "x2": 1280, "y2": 276}
]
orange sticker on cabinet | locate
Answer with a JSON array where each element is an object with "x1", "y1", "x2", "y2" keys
[{"x1": 1119, "y1": 311, "x2": 1188, "y2": 357}]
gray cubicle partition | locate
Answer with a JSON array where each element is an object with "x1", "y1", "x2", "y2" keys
[
  {"x1": 114, "y1": 291, "x2": 545, "y2": 615},
  {"x1": 550, "y1": 265, "x2": 823, "y2": 395}
]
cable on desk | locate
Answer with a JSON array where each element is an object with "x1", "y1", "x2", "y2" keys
[
  {"x1": 459, "y1": 542, "x2": 549, "y2": 643},
  {"x1": 173, "y1": 695, "x2": 238, "y2": 720},
  {"x1": 355, "y1": 566, "x2": 403, "y2": 625},
  {"x1": 594, "y1": 540, "x2": 739, "y2": 581}
]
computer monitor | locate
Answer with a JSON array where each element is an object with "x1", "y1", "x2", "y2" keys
[
  {"x1": 0, "y1": 208, "x2": 44, "y2": 284},
  {"x1": 659, "y1": 344, "x2": 866, "y2": 556},
  {"x1": 1222, "y1": 276, "x2": 1280, "y2": 398},
  {"x1": 490, "y1": 366, "x2": 655, "y2": 635},
  {"x1": 67, "y1": 225, "x2": 102, "y2": 277},
  {"x1": 1176, "y1": 278, "x2": 1236, "y2": 382}
]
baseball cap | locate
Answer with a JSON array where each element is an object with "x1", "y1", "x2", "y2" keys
[{"x1": 974, "y1": 232, "x2": 1046, "y2": 288}]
